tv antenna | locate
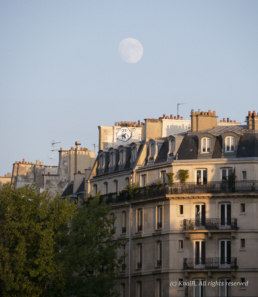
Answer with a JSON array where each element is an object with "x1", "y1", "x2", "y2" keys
[
  {"x1": 48, "y1": 141, "x2": 61, "y2": 166},
  {"x1": 92, "y1": 144, "x2": 98, "y2": 156},
  {"x1": 177, "y1": 103, "x2": 185, "y2": 118}
]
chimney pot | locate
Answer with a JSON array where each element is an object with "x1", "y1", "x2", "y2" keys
[
  {"x1": 163, "y1": 114, "x2": 166, "y2": 118},
  {"x1": 138, "y1": 120, "x2": 140, "y2": 125},
  {"x1": 71, "y1": 147, "x2": 74, "y2": 151},
  {"x1": 248, "y1": 111, "x2": 251, "y2": 116},
  {"x1": 166, "y1": 116, "x2": 169, "y2": 119},
  {"x1": 60, "y1": 147, "x2": 62, "y2": 151},
  {"x1": 141, "y1": 122, "x2": 144, "y2": 125},
  {"x1": 254, "y1": 111, "x2": 256, "y2": 116},
  {"x1": 223, "y1": 118, "x2": 226, "y2": 122},
  {"x1": 234, "y1": 120, "x2": 236, "y2": 123},
  {"x1": 204, "y1": 112, "x2": 207, "y2": 116},
  {"x1": 208, "y1": 110, "x2": 211, "y2": 115},
  {"x1": 177, "y1": 115, "x2": 180, "y2": 119},
  {"x1": 230, "y1": 120, "x2": 232, "y2": 123},
  {"x1": 213, "y1": 111, "x2": 216, "y2": 116},
  {"x1": 195, "y1": 112, "x2": 197, "y2": 115},
  {"x1": 22, "y1": 159, "x2": 25, "y2": 164},
  {"x1": 227, "y1": 118, "x2": 229, "y2": 122},
  {"x1": 170, "y1": 114, "x2": 173, "y2": 119},
  {"x1": 181, "y1": 116, "x2": 183, "y2": 120},
  {"x1": 220, "y1": 120, "x2": 222, "y2": 122},
  {"x1": 174, "y1": 116, "x2": 176, "y2": 119},
  {"x1": 115, "y1": 122, "x2": 117, "y2": 126}
]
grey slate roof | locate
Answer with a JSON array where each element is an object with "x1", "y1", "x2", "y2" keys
[
  {"x1": 61, "y1": 182, "x2": 73, "y2": 197},
  {"x1": 75, "y1": 179, "x2": 85, "y2": 194}
]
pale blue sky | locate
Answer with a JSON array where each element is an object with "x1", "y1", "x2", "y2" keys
[{"x1": 1, "y1": 1, "x2": 258, "y2": 175}]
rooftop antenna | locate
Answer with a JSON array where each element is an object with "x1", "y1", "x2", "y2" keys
[
  {"x1": 48, "y1": 141, "x2": 61, "y2": 166},
  {"x1": 92, "y1": 144, "x2": 98, "y2": 156},
  {"x1": 177, "y1": 103, "x2": 185, "y2": 118}
]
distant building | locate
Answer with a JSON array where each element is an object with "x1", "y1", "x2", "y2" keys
[
  {"x1": 0, "y1": 172, "x2": 12, "y2": 189},
  {"x1": 11, "y1": 141, "x2": 95, "y2": 197}
]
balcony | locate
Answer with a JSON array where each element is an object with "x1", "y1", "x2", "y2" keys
[
  {"x1": 157, "y1": 260, "x2": 162, "y2": 267},
  {"x1": 122, "y1": 227, "x2": 126, "y2": 233},
  {"x1": 183, "y1": 218, "x2": 238, "y2": 231},
  {"x1": 157, "y1": 222, "x2": 162, "y2": 229},
  {"x1": 183, "y1": 257, "x2": 238, "y2": 270},
  {"x1": 90, "y1": 180, "x2": 258, "y2": 205},
  {"x1": 137, "y1": 262, "x2": 142, "y2": 269}
]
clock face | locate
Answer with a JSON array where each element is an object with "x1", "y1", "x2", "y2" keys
[{"x1": 117, "y1": 127, "x2": 132, "y2": 142}]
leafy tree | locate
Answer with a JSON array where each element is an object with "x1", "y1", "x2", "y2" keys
[
  {"x1": 52, "y1": 193, "x2": 128, "y2": 297},
  {"x1": 0, "y1": 183, "x2": 76, "y2": 297}
]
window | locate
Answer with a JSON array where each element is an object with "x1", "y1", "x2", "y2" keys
[
  {"x1": 194, "y1": 280, "x2": 205, "y2": 297},
  {"x1": 157, "y1": 206, "x2": 162, "y2": 229},
  {"x1": 119, "y1": 150, "x2": 125, "y2": 164},
  {"x1": 225, "y1": 136, "x2": 235, "y2": 152},
  {"x1": 169, "y1": 139, "x2": 175, "y2": 155},
  {"x1": 161, "y1": 171, "x2": 166, "y2": 184},
  {"x1": 219, "y1": 279, "x2": 230, "y2": 297},
  {"x1": 93, "y1": 184, "x2": 97, "y2": 196},
  {"x1": 103, "y1": 182, "x2": 108, "y2": 194},
  {"x1": 195, "y1": 241, "x2": 205, "y2": 266},
  {"x1": 179, "y1": 279, "x2": 183, "y2": 288},
  {"x1": 110, "y1": 213, "x2": 115, "y2": 234},
  {"x1": 131, "y1": 147, "x2": 137, "y2": 162},
  {"x1": 125, "y1": 177, "x2": 129, "y2": 186},
  {"x1": 120, "y1": 283, "x2": 125, "y2": 297},
  {"x1": 137, "y1": 281, "x2": 142, "y2": 297},
  {"x1": 156, "y1": 279, "x2": 161, "y2": 297},
  {"x1": 240, "y1": 278, "x2": 246, "y2": 287},
  {"x1": 137, "y1": 244, "x2": 142, "y2": 269},
  {"x1": 137, "y1": 209, "x2": 142, "y2": 232},
  {"x1": 242, "y1": 171, "x2": 247, "y2": 180},
  {"x1": 113, "y1": 180, "x2": 118, "y2": 192},
  {"x1": 150, "y1": 143, "x2": 155, "y2": 158},
  {"x1": 220, "y1": 203, "x2": 231, "y2": 227},
  {"x1": 201, "y1": 137, "x2": 211, "y2": 153},
  {"x1": 196, "y1": 169, "x2": 207, "y2": 184},
  {"x1": 122, "y1": 211, "x2": 126, "y2": 233},
  {"x1": 219, "y1": 240, "x2": 231, "y2": 267},
  {"x1": 110, "y1": 152, "x2": 115, "y2": 166},
  {"x1": 179, "y1": 205, "x2": 184, "y2": 215},
  {"x1": 195, "y1": 204, "x2": 206, "y2": 227},
  {"x1": 221, "y1": 168, "x2": 233, "y2": 180},
  {"x1": 141, "y1": 175, "x2": 146, "y2": 187},
  {"x1": 99, "y1": 155, "x2": 104, "y2": 168},
  {"x1": 240, "y1": 203, "x2": 245, "y2": 213},
  {"x1": 241, "y1": 239, "x2": 245, "y2": 249},
  {"x1": 157, "y1": 241, "x2": 162, "y2": 267},
  {"x1": 179, "y1": 240, "x2": 184, "y2": 250}
]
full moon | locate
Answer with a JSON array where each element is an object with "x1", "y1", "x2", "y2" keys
[{"x1": 119, "y1": 38, "x2": 143, "y2": 63}]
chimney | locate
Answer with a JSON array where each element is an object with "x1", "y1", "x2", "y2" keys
[
  {"x1": 22, "y1": 159, "x2": 25, "y2": 164},
  {"x1": 36, "y1": 160, "x2": 40, "y2": 165},
  {"x1": 163, "y1": 114, "x2": 166, "y2": 119},
  {"x1": 191, "y1": 109, "x2": 218, "y2": 132},
  {"x1": 75, "y1": 141, "x2": 81, "y2": 150},
  {"x1": 227, "y1": 118, "x2": 229, "y2": 122},
  {"x1": 246, "y1": 111, "x2": 258, "y2": 130},
  {"x1": 170, "y1": 114, "x2": 173, "y2": 119}
]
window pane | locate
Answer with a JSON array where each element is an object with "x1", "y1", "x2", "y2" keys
[
  {"x1": 207, "y1": 138, "x2": 211, "y2": 152},
  {"x1": 226, "y1": 137, "x2": 230, "y2": 151},
  {"x1": 202, "y1": 138, "x2": 206, "y2": 152},
  {"x1": 203, "y1": 170, "x2": 207, "y2": 184}
]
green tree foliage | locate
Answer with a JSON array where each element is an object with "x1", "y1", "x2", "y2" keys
[
  {"x1": 125, "y1": 183, "x2": 139, "y2": 198},
  {"x1": 0, "y1": 184, "x2": 76, "y2": 297},
  {"x1": 53, "y1": 194, "x2": 128, "y2": 297},
  {"x1": 166, "y1": 173, "x2": 174, "y2": 184}
]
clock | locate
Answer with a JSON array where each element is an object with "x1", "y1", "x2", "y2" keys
[{"x1": 116, "y1": 127, "x2": 132, "y2": 142}]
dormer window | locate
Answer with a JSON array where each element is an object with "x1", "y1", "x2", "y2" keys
[
  {"x1": 150, "y1": 143, "x2": 155, "y2": 157},
  {"x1": 169, "y1": 140, "x2": 175, "y2": 155},
  {"x1": 99, "y1": 155, "x2": 104, "y2": 168},
  {"x1": 110, "y1": 152, "x2": 115, "y2": 167},
  {"x1": 131, "y1": 147, "x2": 137, "y2": 162},
  {"x1": 225, "y1": 136, "x2": 235, "y2": 152},
  {"x1": 201, "y1": 137, "x2": 211, "y2": 153},
  {"x1": 119, "y1": 150, "x2": 125, "y2": 164}
]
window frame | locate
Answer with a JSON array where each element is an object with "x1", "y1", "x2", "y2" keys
[
  {"x1": 201, "y1": 137, "x2": 211, "y2": 153},
  {"x1": 225, "y1": 136, "x2": 235, "y2": 152}
]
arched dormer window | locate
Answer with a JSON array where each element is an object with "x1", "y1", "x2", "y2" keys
[
  {"x1": 201, "y1": 137, "x2": 211, "y2": 153},
  {"x1": 169, "y1": 139, "x2": 175, "y2": 156},
  {"x1": 110, "y1": 152, "x2": 116, "y2": 167},
  {"x1": 119, "y1": 151, "x2": 125, "y2": 164},
  {"x1": 150, "y1": 143, "x2": 155, "y2": 157},
  {"x1": 103, "y1": 182, "x2": 108, "y2": 194},
  {"x1": 93, "y1": 184, "x2": 97, "y2": 196},
  {"x1": 225, "y1": 136, "x2": 235, "y2": 152},
  {"x1": 131, "y1": 147, "x2": 137, "y2": 162}
]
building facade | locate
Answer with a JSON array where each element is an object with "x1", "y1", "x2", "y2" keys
[{"x1": 70, "y1": 110, "x2": 258, "y2": 297}]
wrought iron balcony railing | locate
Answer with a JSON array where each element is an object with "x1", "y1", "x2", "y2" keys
[
  {"x1": 157, "y1": 222, "x2": 162, "y2": 229},
  {"x1": 137, "y1": 262, "x2": 142, "y2": 269},
  {"x1": 157, "y1": 260, "x2": 162, "y2": 267},
  {"x1": 89, "y1": 180, "x2": 258, "y2": 205},
  {"x1": 183, "y1": 218, "x2": 238, "y2": 231},
  {"x1": 183, "y1": 257, "x2": 238, "y2": 270},
  {"x1": 138, "y1": 225, "x2": 142, "y2": 232},
  {"x1": 122, "y1": 227, "x2": 126, "y2": 233}
]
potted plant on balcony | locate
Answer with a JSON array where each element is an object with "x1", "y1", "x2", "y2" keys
[
  {"x1": 228, "y1": 172, "x2": 236, "y2": 192},
  {"x1": 179, "y1": 170, "x2": 189, "y2": 183},
  {"x1": 166, "y1": 173, "x2": 174, "y2": 184}
]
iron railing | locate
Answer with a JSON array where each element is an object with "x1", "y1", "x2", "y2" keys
[
  {"x1": 122, "y1": 227, "x2": 126, "y2": 233},
  {"x1": 157, "y1": 260, "x2": 162, "y2": 267},
  {"x1": 90, "y1": 181, "x2": 258, "y2": 205},
  {"x1": 183, "y1": 257, "x2": 238, "y2": 270},
  {"x1": 137, "y1": 262, "x2": 142, "y2": 269},
  {"x1": 183, "y1": 218, "x2": 238, "y2": 230}
]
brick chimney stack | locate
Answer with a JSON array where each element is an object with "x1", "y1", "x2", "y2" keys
[
  {"x1": 246, "y1": 111, "x2": 258, "y2": 130},
  {"x1": 191, "y1": 109, "x2": 218, "y2": 132}
]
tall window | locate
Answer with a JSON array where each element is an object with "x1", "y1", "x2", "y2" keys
[
  {"x1": 219, "y1": 279, "x2": 230, "y2": 297},
  {"x1": 113, "y1": 180, "x2": 118, "y2": 192},
  {"x1": 93, "y1": 184, "x2": 97, "y2": 195},
  {"x1": 132, "y1": 147, "x2": 137, "y2": 162},
  {"x1": 141, "y1": 175, "x2": 146, "y2": 187},
  {"x1": 157, "y1": 206, "x2": 162, "y2": 229},
  {"x1": 120, "y1": 283, "x2": 125, "y2": 297},
  {"x1": 221, "y1": 168, "x2": 232, "y2": 180},
  {"x1": 220, "y1": 203, "x2": 231, "y2": 227},
  {"x1": 137, "y1": 209, "x2": 142, "y2": 232},
  {"x1": 225, "y1": 136, "x2": 235, "y2": 152},
  {"x1": 194, "y1": 241, "x2": 205, "y2": 267},
  {"x1": 122, "y1": 211, "x2": 126, "y2": 233},
  {"x1": 157, "y1": 241, "x2": 162, "y2": 267},
  {"x1": 137, "y1": 281, "x2": 142, "y2": 297},
  {"x1": 99, "y1": 155, "x2": 104, "y2": 168},
  {"x1": 169, "y1": 139, "x2": 175, "y2": 155},
  {"x1": 125, "y1": 177, "x2": 129, "y2": 186},
  {"x1": 156, "y1": 279, "x2": 161, "y2": 297},
  {"x1": 220, "y1": 240, "x2": 231, "y2": 267},
  {"x1": 161, "y1": 171, "x2": 166, "y2": 184},
  {"x1": 110, "y1": 152, "x2": 115, "y2": 166},
  {"x1": 194, "y1": 280, "x2": 205, "y2": 297},
  {"x1": 150, "y1": 143, "x2": 155, "y2": 157},
  {"x1": 242, "y1": 171, "x2": 247, "y2": 180},
  {"x1": 201, "y1": 137, "x2": 211, "y2": 153},
  {"x1": 196, "y1": 169, "x2": 207, "y2": 184},
  {"x1": 120, "y1": 150, "x2": 125, "y2": 164},
  {"x1": 103, "y1": 182, "x2": 108, "y2": 194},
  {"x1": 137, "y1": 244, "x2": 142, "y2": 269}
]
